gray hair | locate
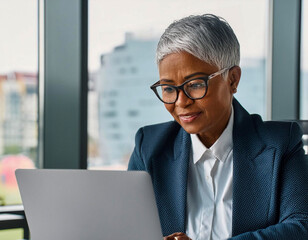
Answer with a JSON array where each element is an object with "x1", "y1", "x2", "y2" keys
[{"x1": 156, "y1": 14, "x2": 240, "y2": 70}]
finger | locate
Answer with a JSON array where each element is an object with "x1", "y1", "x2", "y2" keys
[
  {"x1": 176, "y1": 236, "x2": 192, "y2": 240},
  {"x1": 174, "y1": 233, "x2": 191, "y2": 240},
  {"x1": 164, "y1": 232, "x2": 182, "y2": 240},
  {"x1": 164, "y1": 232, "x2": 191, "y2": 240}
]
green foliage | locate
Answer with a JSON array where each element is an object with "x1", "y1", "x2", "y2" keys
[{"x1": 3, "y1": 145, "x2": 22, "y2": 155}]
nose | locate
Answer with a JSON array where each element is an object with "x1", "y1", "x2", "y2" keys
[{"x1": 175, "y1": 90, "x2": 193, "y2": 108}]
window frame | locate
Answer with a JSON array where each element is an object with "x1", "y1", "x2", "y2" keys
[
  {"x1": 270, "y1": 0, "x2": 302, "y2": 120},
  {"x1": 40, "y1": 0, "x2": 88, "y2": 169}
]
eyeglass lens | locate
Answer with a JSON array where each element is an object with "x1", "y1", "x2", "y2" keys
[{"x1": 154, "y1": 79, "x2": 207, "y2": 103}]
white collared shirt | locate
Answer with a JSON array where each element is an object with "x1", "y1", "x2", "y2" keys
[{"x1": 186, "y1": 107, "x2": 234, "y2": 240}]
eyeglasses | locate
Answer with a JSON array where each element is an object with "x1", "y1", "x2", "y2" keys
[{"x1": 150, "y1": 67, "x2": 231, "y2": 104}]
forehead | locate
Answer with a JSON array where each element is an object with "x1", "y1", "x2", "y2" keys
[{"x1": 158, "y1": 52, "x2": 218, "y2": 78}]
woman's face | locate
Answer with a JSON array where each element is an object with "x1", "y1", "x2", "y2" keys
[{"x1": 158, "y1": 51, "x2": 240, "y2": 145}]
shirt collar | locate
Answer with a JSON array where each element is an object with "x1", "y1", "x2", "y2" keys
[{"x1": 191, "y1": 106, "x2": 234, "y2": 164}]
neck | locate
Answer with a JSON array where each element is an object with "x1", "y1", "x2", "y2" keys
[
  {"x1": 197, "y1": 107, "x2": 232, "y2": 148},
  {"x1": 197, "y1": 130, "x2": 224, "y2": 148}
]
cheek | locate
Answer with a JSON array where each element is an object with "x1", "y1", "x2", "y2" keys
[
  {"x1": 209, "y1": 81, "x2": 232, "y2": 104},
  {"x1": 164, "y1": 104, "x2": 175, "y2": 116},
  {"x1": 199, "y1": 85, "x2": 231, "y2": 115}
]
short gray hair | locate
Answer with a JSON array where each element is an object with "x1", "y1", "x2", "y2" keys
[{"x1": 156, "y1": 14, "x2": 240, "y2": 69}]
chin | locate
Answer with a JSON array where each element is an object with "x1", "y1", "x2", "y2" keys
[{"x1": 181, "y1": 125, "x2": 202, "y2": 135}]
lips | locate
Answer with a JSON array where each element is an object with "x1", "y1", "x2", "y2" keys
[{"x1": 178, "y1": 112, "x2": 201, "y2": 123}]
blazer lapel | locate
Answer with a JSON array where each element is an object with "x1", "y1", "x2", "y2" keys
[
  {"x1": 152, "y1": 126, "x2": 190, "y2": 236},
  {"x1": 232, "y1": 99, "x2": 275, "y2": 236}
]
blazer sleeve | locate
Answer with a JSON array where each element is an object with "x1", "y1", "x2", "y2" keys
[
  {"x1": 230, "y1": 122, "x2": 308, "y2": 239},
  {"x1": 127, "y1": 128, "x2": 146, "y2": 171}
]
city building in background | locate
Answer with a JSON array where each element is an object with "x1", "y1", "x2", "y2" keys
[
  {"x1": 88, "y1": 72, "x2": 100, "y2": 168},
  {"x1": 0, "y1": 72, "x2": 37, "y2": 160},
  {"x1": 0, "y1": 72, "x2": 37, "y2": 205},
  {"x1": 91, "y1": 33, "x2": 172, "y2": 169}
]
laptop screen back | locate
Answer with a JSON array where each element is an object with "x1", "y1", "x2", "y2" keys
[{"x1": 16, "y1": 169, "x2": 163, "y2": 240}]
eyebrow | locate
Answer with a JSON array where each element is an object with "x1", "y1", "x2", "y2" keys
[
  {"x1": 184, "y1": 72, "x2": 208, "y2": 80},
  {"x1": 159, "y1": 79, "x2": 174, "y2": 83}
]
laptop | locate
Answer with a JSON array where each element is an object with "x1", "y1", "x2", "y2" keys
[{"x1": 16, "y1": 169, "x2": 163, "y2": 240}]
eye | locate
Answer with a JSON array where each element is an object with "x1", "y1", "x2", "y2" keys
[
  {"x1": 187, "y1": 81, "x2": 206, "y2": 89},
  {"x1": 162, "y1": 86, "x2": 176, "y2": 93}
]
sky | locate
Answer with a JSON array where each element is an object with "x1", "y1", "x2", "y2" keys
[
  {"x1": 0, "y1": 1, "x2": 38, "y2": 74},
  {"x1": 88, "y1": 0, "x2": 269, "y2": 71},
  {"x1": 0, "y1": 0, "x2": 307, "y2": 74}
]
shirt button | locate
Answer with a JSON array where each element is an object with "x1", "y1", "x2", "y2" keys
[{"x1": 206, "y1": 176, "x2": 210, "y2": 181}]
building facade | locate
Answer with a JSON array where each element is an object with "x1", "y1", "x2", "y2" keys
[
  {"x1": 96, "y1": 33, "x2": 171, "y2": 166},
  {"x1": 0, "y1": 72, "x2": 38, "y2": 163}
]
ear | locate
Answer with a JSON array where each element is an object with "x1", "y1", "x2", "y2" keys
[{"x1": 228, "y1": 66, "x2": 241, "y2": 94}]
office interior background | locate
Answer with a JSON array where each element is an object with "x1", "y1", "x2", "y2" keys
[{"x1": 0, "y1": 0, "x2": 307, "y2": 238}]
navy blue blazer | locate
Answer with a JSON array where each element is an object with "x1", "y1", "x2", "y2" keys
[{"x1": 128, "y1": 98, "x2": 308, "y2": 239}]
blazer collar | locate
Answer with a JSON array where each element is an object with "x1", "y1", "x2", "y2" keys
[{"x1": 232, "y1": 98, "x2": 266, "y2": 161}]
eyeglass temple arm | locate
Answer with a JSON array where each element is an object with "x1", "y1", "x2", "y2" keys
[{"x1": 208, "y1": 67, "x2": 233, "y2": 79}]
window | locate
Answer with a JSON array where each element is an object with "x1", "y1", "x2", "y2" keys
[
  {"x1": 88, "y1": 0, "x2": 269, "y2": 170},
  {"x1": 0, "y1": 1, "x2": 38, "y2": 208},
  {"x1": 301, "y1": 0, "x2": 308, "y2": 119}
]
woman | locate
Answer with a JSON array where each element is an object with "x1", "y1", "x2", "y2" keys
[{"x1": 128, "y1": 14, "x2": 308, "y2": 240}]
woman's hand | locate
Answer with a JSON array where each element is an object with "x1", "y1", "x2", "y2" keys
[{"x1": 163, "y1": 232, "x2": 192, "y2": 240}]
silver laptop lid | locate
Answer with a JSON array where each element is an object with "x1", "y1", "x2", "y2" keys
[{"x1": 16, "y1": 169, "x2": 163, "y2": 240}]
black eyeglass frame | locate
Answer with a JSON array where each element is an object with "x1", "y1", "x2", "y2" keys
[
  {"x1": 150, "y1": 66, "x2": 232, "y2": 104},
  {"x1": 150, "y1": 77, "x2": 209, "y2": 104}
]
